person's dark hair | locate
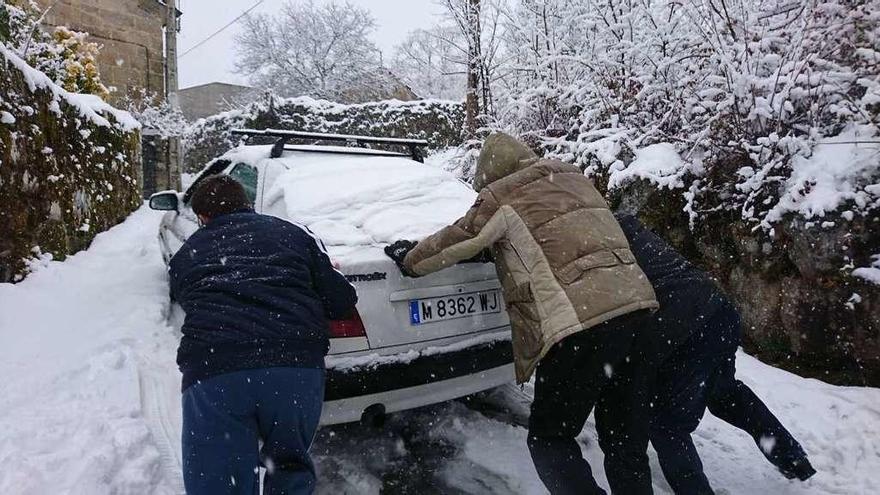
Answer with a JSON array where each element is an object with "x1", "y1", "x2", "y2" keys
[{"x1": 190, "y1": 174, "x2": 252, "y2": 221}]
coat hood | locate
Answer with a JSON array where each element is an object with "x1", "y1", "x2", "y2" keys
[{"x1": 472, "y1": 132, "x2": 538, "y2": 192}]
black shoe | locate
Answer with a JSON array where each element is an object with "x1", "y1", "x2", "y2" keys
[{"x1": 780, "y1": 458, "x2": 816, "y2": 481}]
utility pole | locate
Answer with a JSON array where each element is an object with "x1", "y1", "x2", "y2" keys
[{"x1": 164, "y1": 0, "x2": 181, "y2": 190}]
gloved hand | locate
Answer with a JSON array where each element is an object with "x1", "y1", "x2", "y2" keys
[{"x1": 384, "y1": 240, "x2": 419, "y2": 277}]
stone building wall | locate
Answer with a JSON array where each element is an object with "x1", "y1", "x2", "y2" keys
[
  {"x1": 35, "y1": 0, "x2": 181, "y2": 196},
  {"x1": 37, "y1": 0, "x2": 167, "y2": 105},
  {"x1": 178, "y1": 83, "x2": 260, "y2": 122}
]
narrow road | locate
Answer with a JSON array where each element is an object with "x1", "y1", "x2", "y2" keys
[{"x1": 2, "y1": 207, "x2": 879, "y2": 494}]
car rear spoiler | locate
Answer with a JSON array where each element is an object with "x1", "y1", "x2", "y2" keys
[{"x1": 230, "y1": 128, "x2": 430, "y2": 162}]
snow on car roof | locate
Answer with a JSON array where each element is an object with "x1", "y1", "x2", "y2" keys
[{"x1": 221, "y1": 145, "x2": 476, "y2": 260}]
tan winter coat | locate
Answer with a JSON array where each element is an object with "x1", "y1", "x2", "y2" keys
[{"x1": 403, "y1": 133, "x2": 659, "y2": 383}]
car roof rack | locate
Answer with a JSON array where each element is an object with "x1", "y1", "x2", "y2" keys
[
  {"x1": 230, "y1": 128, "x2": 429, "y2": 162},
  {"x1": 282, "y1": 145, "x2": 410, "y2": 159}
]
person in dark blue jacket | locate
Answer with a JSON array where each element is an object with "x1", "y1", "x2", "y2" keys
[
  {"x1": 169, "y1": 174, "x2": 357, "y2": 495},
  {"x1": 595, "y1": 214, "x2": 815, "y2": 494}
]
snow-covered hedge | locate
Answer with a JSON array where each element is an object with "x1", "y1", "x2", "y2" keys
[
  {"x1": 0, "y1": 43, "x2": 141, "y2": 282},
  {"x1": 184, "y1": 96, "x2": 464, "y2": 172}
]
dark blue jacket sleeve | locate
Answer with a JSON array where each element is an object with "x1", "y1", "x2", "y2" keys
[
  {"x1": 303, "y1": 230, "x2": 358, "y2": 320},
  {"x1": 168, "y1": 240, "x2": 194, "y2": 304},
  {"x1": 168, "y1": 258, "x2": 181, "y2": 303}
]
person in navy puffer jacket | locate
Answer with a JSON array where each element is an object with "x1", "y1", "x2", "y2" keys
[
  {"x1": 169, "y1": 174, "x2": 357, "y2": 495},
  {"x1": 595, "y1": 214, "x2": 814, "y2": 495}
]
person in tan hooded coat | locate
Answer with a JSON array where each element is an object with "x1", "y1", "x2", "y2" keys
[{"x1": 385, "y1": 132, "x2": 659, "y2": 494}]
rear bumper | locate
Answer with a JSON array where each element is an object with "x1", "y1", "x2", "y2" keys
[{"x1": 320, "y1": 339, "x2": 514, "y2": 425}]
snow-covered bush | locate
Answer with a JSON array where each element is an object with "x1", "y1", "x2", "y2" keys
[
  {"x1": 184, "y1": 95, "x2": 465, "y2": 172},
  {"x1": 0, "y1": 1, "x2": 109, "y2": 99},
  {"x1": 495, "y1": 0, "x2": 879, "y2": 230},
  {"x1": 121, "y1": 89, "x2": 188, "y2": 139},
  {"x1": 32, "y1": 26, "x2": 110, "y2": 99},
  {"x1": 493, "y1": 0, "x2": 879, "y2": 293},
  {"x1": 0, "y1": 43, "x2": 141, "y2": 282}
]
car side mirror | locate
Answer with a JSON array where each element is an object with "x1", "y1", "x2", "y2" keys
[{"x1": 149, "y1": 191, "x2": 179, "y2": 211}]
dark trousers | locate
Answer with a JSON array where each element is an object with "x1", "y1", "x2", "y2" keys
[
  {"x1": 649, "y1": 304, "x2": 809, "y2": 494},
  {"x1": 706, "y1": 341, "x2": 810, "y2": 478},
  {"x1": 182, "y1": 367, "x2": 324, "y2": 495},
  {"x1": 527, "y1": 313, "x2": 648, "y2": 495}
]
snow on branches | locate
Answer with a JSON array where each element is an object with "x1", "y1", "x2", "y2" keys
[
  {"x1": 120, "y1": 88, "x2": 188, "y2": 139},
  {"x1": 0, "y1": 0, "x2": 110, "y2": 99},
  {"x1": 492, "y1": 0, "x2": 880, "y2": 230},
  {"x1": 392, "y1": 26, "x2": 466, "y2": 102},
  {"x1": 0, "y1": 43, "x2": 137, "y2": 130},
  {"x1": 234, "y1": 0, "x2": 401, "y2": 103}
]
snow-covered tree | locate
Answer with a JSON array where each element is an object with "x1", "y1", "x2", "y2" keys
[
  {"x1": 437, "y1": 0, "x2": 507, "y2": 135},
  {"x1": 391, "y1": 26, "x2": 465, "y2": 101},
  {"x1": 234, "y1": 0, "x2": 384, "y2": 101},
  {"x1": 686, "y1": 0, "x2": 880, "y2": 228},
  {"x1": 489, "y1": 0, "x2": 880, "y2": 229}
]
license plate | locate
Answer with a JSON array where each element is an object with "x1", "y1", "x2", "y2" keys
[{"x1": 409, "y1": 290, "x2": 502, "y2": 325}]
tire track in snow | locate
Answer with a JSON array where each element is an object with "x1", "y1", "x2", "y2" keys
[{"x1": 138, "y1": 354, "x2": 185, "y2": 495}]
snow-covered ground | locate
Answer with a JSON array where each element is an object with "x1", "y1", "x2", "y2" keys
[{"x1": 1, "y1": 207, "x2": 879, "y2": 494}]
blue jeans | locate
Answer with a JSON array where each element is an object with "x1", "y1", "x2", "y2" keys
[{"x1": 182, "y1": 367, "x2": 324, "y2": 495}]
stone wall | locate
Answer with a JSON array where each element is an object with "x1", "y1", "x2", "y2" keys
[
  {"x1": 609, "y1": 181, "x2": 880, "y2": 386},
  {"x1": 37, "y1": 0, "x2": 167, "y2": 105},
  {"x1": 0, "y1": 45, "x2": 142, "y2": 282}
]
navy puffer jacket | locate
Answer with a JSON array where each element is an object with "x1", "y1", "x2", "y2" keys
[
  {"x1": 169, "y1": 210, "x2": 357, "y2": 390},
  {"x1": 615, "y1": 213, "x2": 728, "y2": 356}
]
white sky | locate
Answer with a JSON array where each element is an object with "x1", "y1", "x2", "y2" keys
[{"x1": 177, "y1": 0, "x2": 443, "y2": 89}]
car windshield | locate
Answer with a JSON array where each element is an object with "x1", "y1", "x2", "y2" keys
[{"x1": 182, "y1": 159, "x2": 231, "y2": 204}]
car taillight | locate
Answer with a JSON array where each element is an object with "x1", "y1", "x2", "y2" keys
[{"x1": 329, "y1": 308, "x2": 367, "y2": 338}]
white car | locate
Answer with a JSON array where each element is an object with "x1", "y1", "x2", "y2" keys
[{"x1": 149, "y1": 129, "x2": 514, "y2": 426}]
